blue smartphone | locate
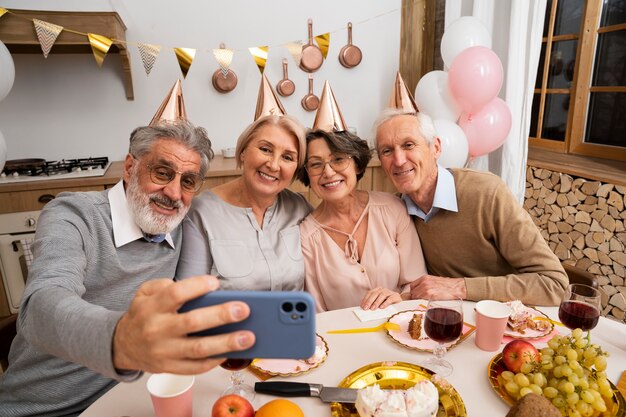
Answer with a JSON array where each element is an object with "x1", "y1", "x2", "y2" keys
[{"x1": 178, "y1": 290, "x2": 316, "y2": 359}]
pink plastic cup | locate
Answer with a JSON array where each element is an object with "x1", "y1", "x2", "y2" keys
[
  {"x1": 475, "y1": 300, "x2": 511, "y2": 351},
  {"x1": 146, "y1": 373, "x2": 194, "y2": 417}
]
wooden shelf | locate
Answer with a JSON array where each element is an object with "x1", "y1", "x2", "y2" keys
[{"x1": 0, "y1": 9, "x2": 134, "y2": 100}]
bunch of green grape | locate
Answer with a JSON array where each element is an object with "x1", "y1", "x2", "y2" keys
[{"x1": 498, "y1": 328, "x2": 611, "y2": 417}]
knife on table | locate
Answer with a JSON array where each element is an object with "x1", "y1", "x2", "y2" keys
[{"x1": 255, "y1": 381, "x2": 358, "y2": 403}]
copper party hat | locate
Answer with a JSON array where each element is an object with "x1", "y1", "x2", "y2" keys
[
  {"x1": 254, "y1": 73, "x2": 286, "y2": 120},
  {"x1": 149, "y1": 79, "x2": 188, "y2": 126},
  {"x1": 312, "y1": 81, "x2": 347, "y2": 132},
  {"x1": 388, "y1": 71, "x2": 418, "y2": 114}
]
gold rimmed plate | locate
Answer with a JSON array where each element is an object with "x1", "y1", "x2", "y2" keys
[
  {"x1": 250, "y1": 333, "x2": 328, "y2": 377},
  {"x1": 330, "y1": 361, "x2": 466, "y2": 417},
  {"x1": 386, "y1": 310, "x2": 475, "y2": 353},
  {"x1": 503, "y1": 304, "x2": 554, "y2": 339},
  {"x1": 488, "y1": 353, "x2": 626, "y2": 416}
]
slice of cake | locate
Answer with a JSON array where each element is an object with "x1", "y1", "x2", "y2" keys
[
  {"x1": 507, "y1": 300, "x2": 531, "y2": 334},
  {"x1": 355, "y1": 382, "x2": 439, "y2": 417},
  {"x1": 408, "y1": 313, "x2": 423, "y2": 340}
]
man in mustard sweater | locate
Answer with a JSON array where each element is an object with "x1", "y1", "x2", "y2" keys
[{"x1": 374, "y1": 110, "x2": 567, "y2": 306}]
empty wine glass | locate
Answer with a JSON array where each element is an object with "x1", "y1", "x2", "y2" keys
[
  {"x1": 220, "y1": 358, "x2": 255, "y2": 401},
  {"x1": 558, "y1": 284, "x2": 601, "y2": 334},
  {"x1": 422, "y1": 297, "x2": 463, "y2": 377}
]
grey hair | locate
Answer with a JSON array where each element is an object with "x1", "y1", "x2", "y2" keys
[
  {"x1": 128, "y1": 121, "x2": 214, "y2": 177},
  {"x1": 372, "y1": 109, "x2": 437, "y2": 146},
  {"x1": 235, "y1": 114, "x2": 307, "y2": 168}
]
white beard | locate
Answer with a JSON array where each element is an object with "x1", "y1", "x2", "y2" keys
[{"x1": 126, "y1": 170, "x2": 189, "y2": 235}]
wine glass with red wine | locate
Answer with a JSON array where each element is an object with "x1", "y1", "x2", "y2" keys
[
  {"x1": 220, "y1": 358, "x2": 255, "y2": 401},
  {"x1": 558, "y1": 284, "x2": 601, "y2": 333},
  {"x1": 422, "y1": 297, "x2": 463, "y2": 377}
]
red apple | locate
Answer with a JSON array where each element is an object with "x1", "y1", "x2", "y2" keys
[
  {"x1": 211, "y1": 394, "x2": 254, "y2": 417},
  {"x1": 502, "y1": 340, "x2": 540, "y2": 373}
]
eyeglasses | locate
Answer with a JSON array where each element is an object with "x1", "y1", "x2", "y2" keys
[
  {"x1": 136, "y1": 157, "x2": 204, "y2": 193},
  {"x1": 305, "y1": 155, "x2": 352, "y2": 176}
]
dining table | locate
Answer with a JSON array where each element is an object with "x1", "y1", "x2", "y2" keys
[{"x1": 80, "y1": 299, "x2": 626, "y2": 417}]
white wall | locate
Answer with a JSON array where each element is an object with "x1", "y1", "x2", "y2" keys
[{"x1": 0, "y1": 0, "x2": 401, "y2": 161}]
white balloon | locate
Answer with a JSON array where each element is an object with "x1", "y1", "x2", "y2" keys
[
  {"x1": 415, "y1": 70, "x2": 461, "y2": 122},
  {"x1": 434, "y1": 119, "x2": 468, "y2": 168},
  {"x1": 0, "y1": 41, "x2": 16, "y2": 102},
  {"x1": 0, "y1": 128, "x2": 7, "y2": 173},
  {"x1": 441, "y1": 16, "x2": 492, "y2": 69}
]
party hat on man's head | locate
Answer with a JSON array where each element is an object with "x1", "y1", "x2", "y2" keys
[
  {"x1": 312, "y1": 81, "x2": 347, "y2": 132},
  {"x1": 149, "y1": 79, "x2": 188, "y2": 126},
  {"x1": 388, "y1": 71, "x2": 418, "y2": 114},
  {"x1": 254, "y1": 73, "x2": 286, "y2": 120}
]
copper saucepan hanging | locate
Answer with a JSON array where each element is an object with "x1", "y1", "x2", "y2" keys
[
  {"x1": 276, "y1": 59, "x2": 295, "y2": 97},
  {"x1": 301, "y1": 74, "x2": 319, "y2": 111},
  {"x1": 211, "y1": 43, "x2": 238, "y2": 94},
  {"x1": 299, "y1": 19, "x2": 324, "y2": 73},
  {"x1": 339, "y1": 22, "x2": 362, "y2": 68}
]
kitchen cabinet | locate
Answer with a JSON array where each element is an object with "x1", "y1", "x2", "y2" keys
[{"x1": 0, "y1": 9, "x2": 133, "y2": 99}]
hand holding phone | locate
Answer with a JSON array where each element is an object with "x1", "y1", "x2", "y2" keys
[{"x1": 179, "y1": 290, "x2": 316, "y2": 359}]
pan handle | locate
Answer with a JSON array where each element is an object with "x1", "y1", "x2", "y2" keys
[
  {"x1": 282, "y1": 58, "x2": 289, "y2": 78},
  {"x1": 307, "y1": 18, "x2": 314, "y2": 44},
  {"x1": 347, "y1": 22, "x2": 353, "y2": 44}
]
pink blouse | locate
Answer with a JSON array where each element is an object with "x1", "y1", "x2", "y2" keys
[{"x1": 300, "y1": 191, "x2": 427, "y2": 312}]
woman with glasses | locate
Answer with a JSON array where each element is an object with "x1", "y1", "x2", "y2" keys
[
  {"x1": 175, "y1": 113, "x2": 312, "y2": 291},
  {"x1": 298, "y1": 128, "x2": 427, "y2": 312}
]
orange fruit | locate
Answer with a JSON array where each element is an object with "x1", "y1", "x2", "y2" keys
[{"x1": 255, "y1": 399, "x2": 305, "y2": 417}]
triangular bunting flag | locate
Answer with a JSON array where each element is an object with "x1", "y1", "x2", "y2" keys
[
  {"x1": 249, "y1": 46, "x2": 269, "y2": 74},
  {"x1": 137, "y1": 43, "x2": 161, "y2": 76},
  {"x1": 213, "y1": 45, "x2": 234, "y2": 77},
  {"x1": 174, "y1": 47, "x2": 196, "y2": 79},
  {"x1": 285, "y1": 41, "x2": 303, "y2": 66},
  {"x1": 0, "y1": 8, "x2": 8, "y2": 18},
  {"x1": 88, "y1": 33, "x2": 113, "y2": 67},
  {"x1": 314, "y1": 33, "x2": 330, "y2": 59},
  {"x1": 33, "y1": 19, "x2": 63, "y2": 58}
]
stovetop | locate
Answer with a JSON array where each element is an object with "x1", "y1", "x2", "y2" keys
[{"x1": 0, "y1": 157, "x2": 111, "y2": 184}]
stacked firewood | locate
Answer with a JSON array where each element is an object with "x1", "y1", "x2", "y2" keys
[{"x1": 524, "y1": 167, "x2": 626, "y2": 322}]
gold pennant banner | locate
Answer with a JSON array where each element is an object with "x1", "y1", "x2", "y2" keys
[
  {"x1": 137, "y1": 43, "x2": 161, "y2": 76},
  {"x1": 213, "y1": 46, "x2": 234, "y2": 77},
  {"x1": 0, "y1": 8, "x2": 8, "y2": 18},
  {"x1": 315, "y1": 32, "x2": 330, "y2": 59},
  {"x1": 285, "y1": 41, "x2": 303, "y2": 66},
  {"x1": 33, "y1": 19, "x2": 63, "y2": 58},
  {"x1": 174, "y1": 47, "x2": 196, "y2": 79},
  {"x1": 88, "y1": 33, "x2": 112, "y2": 67},
  {"x1": 249, "y1": 46, "x2": 269, "y2": 74}
]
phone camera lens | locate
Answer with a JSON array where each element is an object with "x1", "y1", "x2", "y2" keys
[
  {"x1": 282, "y1": 302, "x2": 294, "y2": 312},
  {"x1": 295, "y1": 302, "x2": 307, "y2": 312}
]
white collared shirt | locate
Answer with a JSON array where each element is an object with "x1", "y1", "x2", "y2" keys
[
  {"x1": 402, "y1": 164, "x2": 458, "y2": 223},
  {"x1": 108, "y1": 180, "x2": 175, "y2": 248}
]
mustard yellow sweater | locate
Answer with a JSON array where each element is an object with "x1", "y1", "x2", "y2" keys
[{"x1": 414, "y1": 169, "x2": 567, "y2": 306}]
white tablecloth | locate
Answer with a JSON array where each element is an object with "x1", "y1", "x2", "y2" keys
[{"x1": 80, "y1": 300, "x2": 626, "y2": 417}]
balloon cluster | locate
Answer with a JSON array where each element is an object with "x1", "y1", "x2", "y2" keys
[
  {"x1": 0, "y1": 40, "x2": 15, "y2": 172},
  {"x1": 415, "y1": 17, "x2": 512, "y2": 167}
]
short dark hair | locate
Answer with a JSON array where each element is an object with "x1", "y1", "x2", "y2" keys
[{"x1": 298, "y1": 129, "x2": 372, "y2": 187}]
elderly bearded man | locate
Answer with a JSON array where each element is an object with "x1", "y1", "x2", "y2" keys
[{"x1": 0, "y1": 121, "x2": 256, "y2": 416}]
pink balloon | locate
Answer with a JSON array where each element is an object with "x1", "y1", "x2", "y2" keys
[
  {"x1": 448, "y1": 46, "x2": 503, "y2": 113},
  {"x1": 458, "y1": 98, "x2": 512, "y2": 157}
]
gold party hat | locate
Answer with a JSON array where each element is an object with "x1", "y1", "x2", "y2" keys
[
  {"x1": 312, "y1": 81, "x2": 347, "y2": 132},
  {"x1": 254, "y1": 73, "x2": 286, "y2": 120},
  {"x1": 388, "y1": 71, "x2": 418, "y2": 114},
  {"x1": 149, "y1": 79, "x2": 188, "y2": 126}
]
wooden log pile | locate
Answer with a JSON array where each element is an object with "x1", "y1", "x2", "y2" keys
[{"x1": 524, "y1": 167, "x2": 626, "y2": 322}]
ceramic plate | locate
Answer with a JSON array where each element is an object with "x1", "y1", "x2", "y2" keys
[
  {"x1": 385, "y1": 310, "x2": 475, "y2": 353},
  {"x1": 250, "y1": 334, "x2": 328, "y2": 377},
  {"x1": 487, "y1": 353, "x2": 625, "y2": 416},
  {"x1": 503, "y1": 304, "x2": 554, "y2": 339},
  {"x1": 330, "y1": 361, "x2": 466, "y2": 417}
]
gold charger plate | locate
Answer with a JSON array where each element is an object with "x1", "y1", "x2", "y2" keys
[
  {"x1": 386, "y1": 310, "x2": 475, "y2": 353},
  {"x1": 487, "y1": 353, "x2": 626, "y2": 416},
  {"x1": 330, "y1": 361, "x2": 466, "y2": 417},
  {"x1": 250, "y1": 333, "x2": 328, "y2": 377}
]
